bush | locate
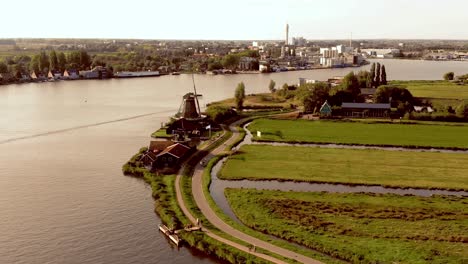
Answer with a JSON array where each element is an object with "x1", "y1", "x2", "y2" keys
[
  {"x1": 406, "y1": 112, "x2": 467, "y2": 122},
  {"x1": 206, "y1": 105, "x2": 237, "y2": 124},
  {"x1": 443, "y1": 72, "x2": 454, "y2": 81}
]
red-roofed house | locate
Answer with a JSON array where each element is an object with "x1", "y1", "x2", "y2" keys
[
  {"x1": 140, "y1": 141, "x2": 192, "y2": 169},
  {"x1": 156, "y1": 143, "x2": 191, "y2": 168}
]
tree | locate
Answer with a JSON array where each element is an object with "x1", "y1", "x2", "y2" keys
[
  {"x1": 381, "y1": 65, "x2": 387, "y2": 85},
  {"x1": 444, "y1": 72, "x2": 454, "y2": 81},
  {"x1": 206, "y1": 105, "x2": 237, "y2": 123},
  {"x1": 375, "y1": 85, "x2": 414, "y2": 114},
  {"x1": 342, "y1": 71, "x2": 360, "y2": 97},
  {"x1": 234, "y1": 82, "x2": 246, "y2": 111},
  {"x1": 222, "y1": 54, "x2": 240, "y2": 70},
  {"x1": 357, "y1": 71, "x2": 370, "y2": 88},
  {"x1": 49, "y1": 50, "x2": 58, "y2": 70},
  {"x1": 295, "y1": 83, "x2": 330, "y2": 113},
  {"x1": 268, "y1": 79, "x2": 276, "y2": 93},
  {"x1": 30, "y1": 55, "x2": 40, "y2": 73},
  {"x1": 369, "y1": 63, "x2": 376, "y2": 87},
  {"x1": 57, "y1": 52, "x2": 67, "y2": 71},
  {"x1": 375, "y1": 63, "x2": 381, "y2": 87},
  {"x1": 0, "y1": 61, "x2": 8, "y2": 73},
  {"x1": 39, "y1": 51, "x2": 49, "y2": 73},
  {"x1": 456, "y1": 101, "x2": 468, "y2": 119},
  {"x1": 366, "y1": 73, "x2": 373, "y2": 88},
  {"x1": 79, "y1": 50, "x2": 91, "y2": 69}
]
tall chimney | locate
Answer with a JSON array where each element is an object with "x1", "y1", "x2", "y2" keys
[{"x1": 285, "y1": 23, "x2": 289, "y2": 46}]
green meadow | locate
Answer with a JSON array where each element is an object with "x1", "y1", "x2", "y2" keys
[
  {"x1": 219, "y1": 145, "x2": 468, "y2": 190},
  {"x1": 391, "y1": 80, "x2": 468, "y2": 99},
  {"x1": 248, "y1": 118, "x2": 468, "y2": 149},
  {"x1": 225, "y1": 189, "x2": 468, "y2": 264}
]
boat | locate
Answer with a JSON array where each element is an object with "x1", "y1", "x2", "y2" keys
[
  {"x1": 171, "y1": 72, "x2": 181, "y2": 75},
  {"x1": 114, "y1": 71, "x2": 160, "y2": 78}
]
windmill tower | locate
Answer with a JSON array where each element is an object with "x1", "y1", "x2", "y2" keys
[{"x1": 176, "y1": 74, "x2": 203, "y2": 120}]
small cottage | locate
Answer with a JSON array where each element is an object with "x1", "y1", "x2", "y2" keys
[
  {"x1": 63, "y1": 69, "x2": 80, "y2": 80},
  {"x1": 155, "y1": 143, "x2": 191, "y2": 168},
  {"x1": 140, "y1": 141, "x2": 192, "y2": 169},
  {"x1": 30, "y1": 71, "x2": 46, "y2": 81},
  {"x1": 319, "y1": 101, "x2": 332, "y2": 117},
  {"x1": 48, "y1": 70, "x2": 62, "y2": 80}
]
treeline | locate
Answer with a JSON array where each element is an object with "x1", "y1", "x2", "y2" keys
[
  {"x1": 273, "y1": 65, "x2": 416, "y2": 115},
  {"x1": 0, "y1": 50, "x2": 94, "y2": 77}
]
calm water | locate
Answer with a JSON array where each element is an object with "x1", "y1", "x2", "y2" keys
[{"x1": 0, "y1": 59, "x2": 467, "y2": 264}]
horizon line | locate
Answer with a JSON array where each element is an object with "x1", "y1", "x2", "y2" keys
[{"x1": 3, "y1": 37, "x2": 468, "y2": 42}]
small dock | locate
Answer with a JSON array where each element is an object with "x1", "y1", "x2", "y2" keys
[
  {"x1": 159, "y1": 224, "x2": 182, "y2": 246},
  {"x1": 159, "y1": 223, "x2": 203, "y2": 247}
]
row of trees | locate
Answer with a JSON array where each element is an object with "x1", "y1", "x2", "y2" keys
[
  {"x1": 368, "y1": 63, "x2": 387, "y2": 88},
  {"x1": 0, "y1": 50, "x2": 93, "y2": 78}
]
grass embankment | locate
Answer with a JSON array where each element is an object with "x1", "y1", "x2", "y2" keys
[
  {"x1": 249, "y1": 118, "x2": 468, "y2": 149},
  {"x1": 122, "y1": 150, "x2": 271, "y2": 264},
  {"x1": 391, "y1": 80, "x2": 468, "y2": 100},
  {"x1": 209, "y1": 93, "x2": 294, "y2": 110},
  {"x1": 151, "y1": 127, "x2": 172, "y2": 139},
  {"x1": 219, "y1": 145, "x2": 468, "y2": 191},
  {"x1": 226, "y1": 189, "x2": 468, "y2": 264}
]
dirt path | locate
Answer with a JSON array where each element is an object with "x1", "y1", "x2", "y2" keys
[{"x1": 175, "y1": 118, "x2": 322, "y2": 264}]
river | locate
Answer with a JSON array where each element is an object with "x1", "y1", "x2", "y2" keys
[{"x1": 0, "y1": 59, "x2": 467, "y2": 264}]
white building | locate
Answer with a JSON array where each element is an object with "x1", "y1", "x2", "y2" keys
[{"x1": 298, "y1": 78, "x2": 319, "y2": 86}]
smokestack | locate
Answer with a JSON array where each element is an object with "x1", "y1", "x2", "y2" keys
[{"x1": 286, "y1": 23, "x2": 289, "y2": 46}]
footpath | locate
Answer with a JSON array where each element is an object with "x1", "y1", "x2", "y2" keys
[{"x1": 175, "y1": 118, "x2": 322, "y2": 264}]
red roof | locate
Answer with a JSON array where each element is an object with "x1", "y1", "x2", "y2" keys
[
  {"x1": 157, "y1": 143, "x2": 191, "y2": 159},
  {"x1": 149, "y1": 141, "x2": 174, "y2": 154}
]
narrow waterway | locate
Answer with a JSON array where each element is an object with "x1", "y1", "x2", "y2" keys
[{"x1": 210, "y1": 124, "x2": 468, "y2": 223}]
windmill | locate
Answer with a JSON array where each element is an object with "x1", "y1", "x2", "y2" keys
[{"x1": 176, "y1": 73, "x2": 204, "y2": 120}]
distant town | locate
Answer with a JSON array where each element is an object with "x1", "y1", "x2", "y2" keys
[{"x1": 1, "y1": 25, "x2": 468, "y2": 85}]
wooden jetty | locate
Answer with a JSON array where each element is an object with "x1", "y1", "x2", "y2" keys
[{"x1": 158, "y1": 224, "x2": 181, "y2": 246}]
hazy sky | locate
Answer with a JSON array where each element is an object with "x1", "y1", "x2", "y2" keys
[{"x1": 2, "y1": 0, "x2": 468, "y2": 40}]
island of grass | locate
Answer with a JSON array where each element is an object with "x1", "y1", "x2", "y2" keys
[
  {"x1": 248, "y1": 118, "x2": 468, "y2": 149},
  {"x1": 219, "y1": 145, "x2": 468, "y2": 191},
  {"x1": 225, "y1": 189, "x2": 468, "y2": 264},
  {"x1": 208, "y1": 93, "x2": 295, "y2": 110}
]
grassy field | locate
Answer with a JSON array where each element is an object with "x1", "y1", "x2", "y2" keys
[
  {"x1": 226, "y1": 189, "x2": 468, "y2": 264},
  {"x1": 248, "y1": 118, "x2": 468, "y2": 149},
  {"x1": 390, "y1": 80, "x2": 468, "y2": 99},
  {"x1": 219, "y1": 145, "x2": 468, "y2": 190}
]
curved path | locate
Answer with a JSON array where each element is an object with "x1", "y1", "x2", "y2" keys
[{"x1": 175, "y1": 119, "x2": 322, "y2": 264}]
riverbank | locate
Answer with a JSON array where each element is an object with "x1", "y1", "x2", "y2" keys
[{"x1": 122, "y1": 149, "x2": 272, "y2": 264}]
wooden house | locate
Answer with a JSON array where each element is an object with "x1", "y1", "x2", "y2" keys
[
  {"x1": 140, "y1": 141, "x2": 192, "y2": 169},
  {"x1": 48, "y1": 70, "x2": 62, "y2": 80},
  {"x1": 63, "y1": 69, "x2": 80, "y2": 80},
  {"x1": 319, "y1": 101, "x2": 332, "y2": 117},
  {"x1": 341, "y1": 102, "x2": 391, "y2": 118},
  {"x1": 155, "y1": 143, "x2": 191, "y2": 168},
  {"x1": 30, "y1": 71, "x2": 46, "y2": 81}
]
